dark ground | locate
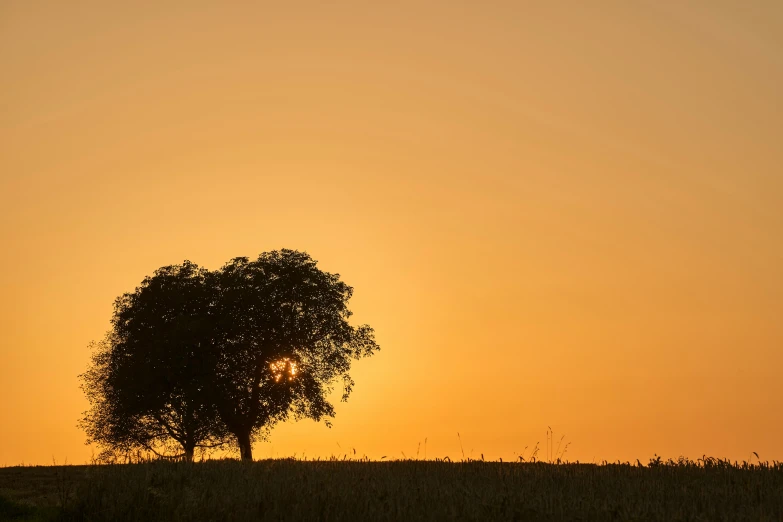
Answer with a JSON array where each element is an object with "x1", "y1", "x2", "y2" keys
[{"x1": 1, "y1": 459, "x2": 781, "y2": 521}]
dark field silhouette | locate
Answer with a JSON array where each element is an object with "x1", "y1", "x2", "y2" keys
[{"x1": 1, "y1": 458, "x2": 782, "y2": 521}]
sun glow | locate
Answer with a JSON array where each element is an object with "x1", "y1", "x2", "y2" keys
[{"x1": 270, "y1": 358, "x2": 298, "y2": 382}]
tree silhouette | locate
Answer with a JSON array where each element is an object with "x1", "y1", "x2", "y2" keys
[
  {"x1": 80, "y1": 261, "x2": 227, "y2": 461},
  {"x1": 80, "y1": 250, "x2": 379, "y2": 461},
  {"x1": 210, "y1": 250, "x2": 379, "y2": 460}
]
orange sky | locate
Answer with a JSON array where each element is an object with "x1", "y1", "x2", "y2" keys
[{"x1": 1, "y1": 1, "x2": 781, "y2": 465}]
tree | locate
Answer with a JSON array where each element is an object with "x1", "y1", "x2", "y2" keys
[
  {"x1": 80, "y1": 250, "x2": 379, "y2": 462},
  {"x1": 80, "y1": 261, "x2": 227, "y2": 462},
  {"x1": 210, "y1": 250, "x2": 379, "y2": 460}
]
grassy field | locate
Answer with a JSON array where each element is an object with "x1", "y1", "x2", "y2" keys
[{"x1": 1, "y1": 458, "x2": 781, "y2": 521}]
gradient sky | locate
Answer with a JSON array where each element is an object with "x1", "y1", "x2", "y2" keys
[{"x1": 1, "y1": 1, "x2": 781, "y2": 465}]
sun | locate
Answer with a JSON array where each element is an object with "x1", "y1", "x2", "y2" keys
[{"x1": 270, "y1": 358, "x2": 298, "y2": 382}]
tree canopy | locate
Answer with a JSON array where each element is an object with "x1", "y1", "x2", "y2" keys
[{"x1": 80, "y1": 250, "x2": 379, "y2": 461}]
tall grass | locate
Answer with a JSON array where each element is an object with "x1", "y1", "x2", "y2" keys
[{"x1": 1, "y1": 456, "x2": 781, "y2": 521}]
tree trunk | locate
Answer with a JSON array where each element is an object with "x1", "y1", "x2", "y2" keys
[
  {"x1": 184, "y1": 446, "x2": 194, "y2": 463},
  {"x1": 237, "y1": 430, "x2": 253, "y2": 461}
]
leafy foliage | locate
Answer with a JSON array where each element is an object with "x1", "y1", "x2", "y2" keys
[
  {"x1": 80, "y1": 250, "x2": 379, "y2": 461},
  {"x1": 210, "y1": 250, "x2": 378, "y2": 458},
  {"x1": 80, "y1": 262, "x2": 226, "y2": 461}
]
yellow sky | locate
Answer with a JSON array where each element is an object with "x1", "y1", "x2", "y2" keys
[{"x1": 1, "y1": 1, "x2": 781, "y2": 465}]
